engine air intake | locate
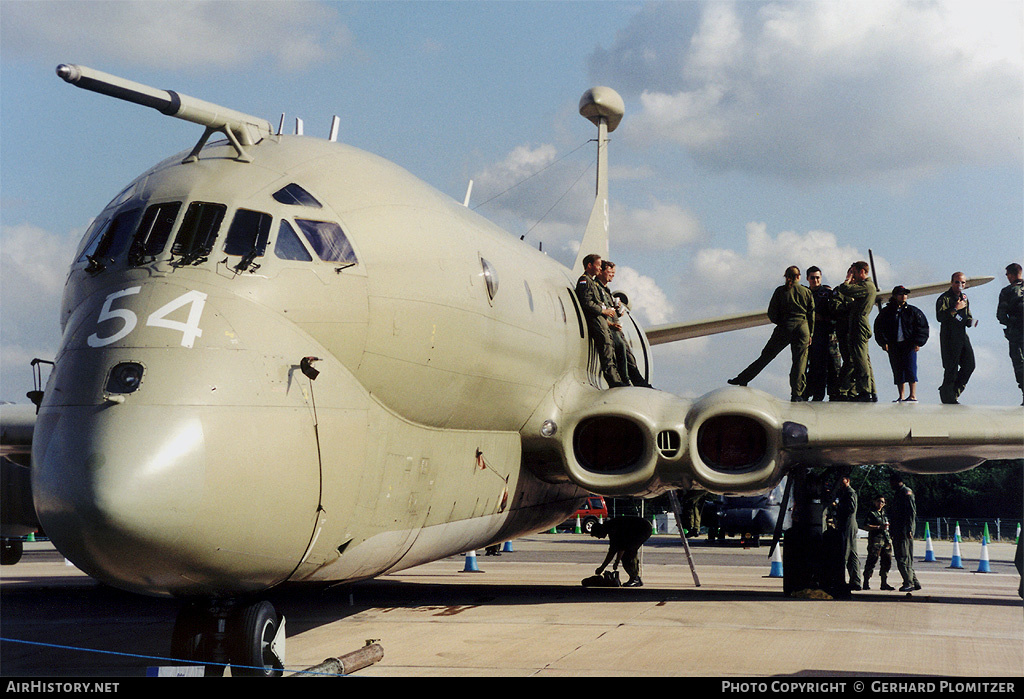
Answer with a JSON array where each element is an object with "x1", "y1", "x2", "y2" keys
[
  {"x1": 574, "y1": 416, "x2": 645, "y2": 473},
  {"x1": 696, "y1": 415, "x2": 768, "y2": 471},
  {"x1": 656, "y1": 430, "x2": 681, "y2": 458}
]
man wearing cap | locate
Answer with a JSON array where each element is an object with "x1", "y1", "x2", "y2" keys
[
  {"x1": 996, "y1": 263, "x2": 1023, "y2": 405},
  {"x1": 874, "y1": 286, "x2": 929, "y2": 402},
  {"x1": 936, "y1": 272, "x2": 975, "y2": 404},
  {"x1": 729, "y1": 266, "x2": 815, "y2": 401}
]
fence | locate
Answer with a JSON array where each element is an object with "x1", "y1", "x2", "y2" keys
[{"x1": 925, "y1": 517, "x2": 1021, "y2": 542}]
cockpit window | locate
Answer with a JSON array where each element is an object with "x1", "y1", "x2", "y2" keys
[
  {"x1": 274, "y1": 220, "x2": 313, "y2": 261},
  {"x1": 79, "y1": 207, "x2": 143, "y2": 274},
  {"x1": 272, "y1": 183, "x2": 322, "y2": 208},
  {"x1": 171, "y1": 202, "x2": 226, "y2": 266},
  {"x1": 223, "y1": 209, "x2": 273, "y2": 271},
  {"x1": 294, "y1": 218, "x2": 357, "y2": 265},
  {"x1": 128, "y1": 202, "x2": 182, "y2": 265}
]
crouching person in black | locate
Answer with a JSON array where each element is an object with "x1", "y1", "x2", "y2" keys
[{"x1": 590, "y1": 516, "x2": 653, "y2": 587}]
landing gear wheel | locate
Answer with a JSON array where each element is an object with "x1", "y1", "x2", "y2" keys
[{"x1": 231, "y1": 601, "x2": 285, "y2": 677}]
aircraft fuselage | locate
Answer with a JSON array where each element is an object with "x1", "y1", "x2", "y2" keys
[{"x1": 33, "y1": 134, "x2": 629, "y2": 598}]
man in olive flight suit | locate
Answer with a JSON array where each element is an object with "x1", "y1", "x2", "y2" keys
[
  {"x1": 862, "y1": 495, "x2": 895, "y2": 591},
  {"x1": 835, "y1": 261, "x2": 877, "y2": 401},
  {"x1": 576, "y1": 254, "x2": 626, "y2": 388},
  {"x1": 833, "y1": 474, "x2": 861, "y2": 591},
  {"x1": 729, "y1": 266, "x2": 815, "y2": 401},
  {"x1": 597, "y1": 260, "x2": 652, "y2": 388},
  {"x1": 936, "y1": 272, "x2": 976, "y2": 404},
  {"x1": 888, "y1": 472, "x2": 921, "y2": 592},
  {"x1": 996, "y1": 263, "x2": 1024, "y2": 406}
]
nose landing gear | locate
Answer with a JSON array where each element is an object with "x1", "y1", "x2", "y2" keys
[{"x1": 171, "y1": 599, "x2": 285, "y2": 677}]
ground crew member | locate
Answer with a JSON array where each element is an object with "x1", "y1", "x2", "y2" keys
[
  {"x1": 833, "y1": 474, "x2": 861, "y2": 591},
  {"x1": 888, "y1": 472, "x2": 921, "y2": 592},
  {"x1": 996, "y1": 263, "x2": 1024, "y2": 406},
  {"x1": 862, "y1": 495, "x2": 895, "y2": 590},
  {"x1": 936, "y1": 272, "x2": 976, "y2": 404},
  {"x1": 576, "y1": 254, "x2": 626, "y2": 387},
  {"x1": 590, "y1": 516, "x2": 653, "y2": 587},
  {"x1": 729, "y1": 266, "x2": 814, "y2": 401},
  {"x1": 835, "y1": 261, "x2": 877, "y2": 401}
]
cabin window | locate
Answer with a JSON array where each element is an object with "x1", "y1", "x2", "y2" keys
[
  {"x1": 223, "y1": 209, "x2": 272, "y2": 258},
  {"x1": 481, "y1": 258, "x2": 499, "y2": 301},
  {"x1": 78, "y1": 207, "x2": 143, "y2": 271},
  {"x1": 128, "y1": 202, "x2": 182, "y2": 265},
  {"x1": 274, "y1": 220, "x2": 313, "y2": 261},
  {"x1": 272, "y1": 183, "x2": 322, "y2": 208},
  {"x1": 295, "y1": 218, "x2": 357, "y2": 264},
  {"x1": 171, "y1": 202, "x2": 227, "y2": 265}
]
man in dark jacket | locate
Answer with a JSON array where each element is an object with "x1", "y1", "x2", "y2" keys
[
  {"x1": 590, "y1": 516, "x2": 653, "y2": 587},
  {"x1": 873, "y1": 286, "x2": 929, "y2": 402},
  {"x1": 996, "y1": 263, "x2": 1023, "y2": 405}
]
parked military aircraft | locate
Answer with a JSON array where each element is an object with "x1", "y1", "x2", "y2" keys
[{"x1": 3, "y1": 64, "x2": 1020, "y2": 675}]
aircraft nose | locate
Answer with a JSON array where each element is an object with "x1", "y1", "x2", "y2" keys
[
  {"x1": 31, "y1": 282, "x2": 329, "y2": 597},
  {"x1": 33, "y1": 405, "x2": 209, "y2": 594}
]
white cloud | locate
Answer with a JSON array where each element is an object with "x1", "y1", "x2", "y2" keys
[
  {"x1": 0, "y1": 224, "x2": 79, "y2": 401},
  {"x1": 591, "y1": 0, "x2": 1023, "y2": 180},
  {"x1": 613, "y1": 200, "x2": 705, "y2": 250},
  {"x1": 685, "y1": 221, "x2": 891, "y2": 314},
  {"x1": 0, "y1": 0, "x2": 355, "y2": 71},
  {"x1": 609, "y1": 265, "x2": 675, "y2": 326}
]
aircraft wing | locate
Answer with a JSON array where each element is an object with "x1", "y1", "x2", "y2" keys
[
  {"x1": 548, "y1": 386, "x2": 1022, "y2": 497},
  {"x1": 643, "y1": 275, "x2": 995, "y2": 346},
  {"x1": 645, "y1": 310, "x2": 769, "y2": 345},
  {"x1": 1, "y1": 404, "x2": 39, "y2": 539}
]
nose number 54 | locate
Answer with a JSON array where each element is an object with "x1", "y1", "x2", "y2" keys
[{"x1": 87, "y1": 286, "x2": 208, "y2": 349}]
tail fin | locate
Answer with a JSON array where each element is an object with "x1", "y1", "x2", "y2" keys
[{"x1": 573, "y1": 87, "x2": 624, "y2": 273}]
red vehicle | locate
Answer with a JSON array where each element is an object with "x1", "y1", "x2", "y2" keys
[{"x1": 564, "y1": 496, "x2": 608, "y2": 533}]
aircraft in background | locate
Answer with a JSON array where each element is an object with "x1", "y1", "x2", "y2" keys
[{"x1": 1, "y1": 64, "x2": 1019, "y2": 675}]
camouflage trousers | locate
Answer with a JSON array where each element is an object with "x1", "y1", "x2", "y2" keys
[{"x1": 863, "y1": 537, "x2": 892, "y2": 579}]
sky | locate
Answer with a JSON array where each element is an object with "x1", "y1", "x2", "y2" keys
[{"x1": 1, "y1": 0, "x2": 1022, "y2": 408}]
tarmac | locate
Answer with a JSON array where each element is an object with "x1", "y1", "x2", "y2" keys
[{"x1": 1, "y1": 534, "x2": 1021, "y2": 678}]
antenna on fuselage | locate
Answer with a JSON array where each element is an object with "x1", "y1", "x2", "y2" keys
[
  {"x1": 277, "y1": 114, "x2": 286, "y2": 136},
  {"x1": 329, "y1": 116, "x2": 340, "y2": 142},
  {"x1": 463, "y1": 180, "x2": 474, "y2": 207},
  {"x1": 56, "y1": 63, "x2": 272, "y2": 163},
  {"x1": 295, "y1": 118, "x2": 304, "y2": 136},
  {"x1": 573, "y1": 87, "x2": 624, "y2": 273}
]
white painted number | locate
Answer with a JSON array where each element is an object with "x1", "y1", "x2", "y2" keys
[
  {"x1": 87, "y1": 286, "x2": 141, "y2": 347},
  {"x1": 146, "y1": 290, "x2": 207, "y2": 348},
  {"x1": 87, "y1": 287, "x2": 208, "y2": 349}
]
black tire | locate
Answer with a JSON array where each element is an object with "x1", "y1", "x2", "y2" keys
[
  {"x1": 582, "y1": 517, "x2": 597, "y2": 534},
  {"x1": 1, "y1": 539, "x2": 23, "y2": 566},
  {"x1": 231, "y1": 601, "x2": 284, "y2": 677}
]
